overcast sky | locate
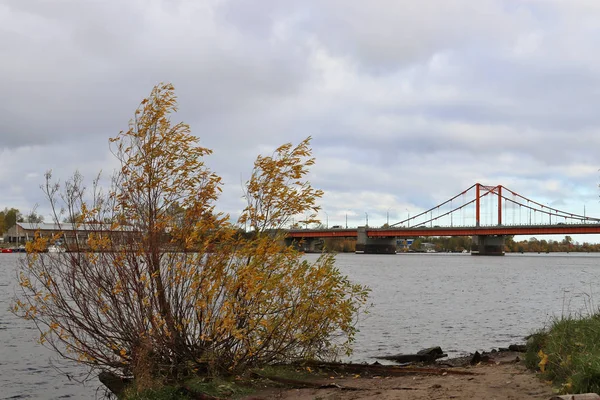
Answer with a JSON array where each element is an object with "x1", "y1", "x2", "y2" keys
[{"x1": 3, "y1": 0, "x2": 600, "y2": 241}]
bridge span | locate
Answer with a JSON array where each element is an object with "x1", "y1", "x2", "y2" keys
[
  {"x1": 290, "y1": 223, "x2": 600, "y2": 238},
  {"x1": 287, "y1": 223, "x2": 600, "y2": 238},
  {"x1": 286, "y1": 183, "x2": 600, "y2": 255},
  {"x1": 286, "y1": 223, "x2": 600, "y2": 255}
]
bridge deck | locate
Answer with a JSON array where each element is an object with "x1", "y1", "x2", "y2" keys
[{"x1": 287, "y1": 224, "x2": 600, "y2": 238}]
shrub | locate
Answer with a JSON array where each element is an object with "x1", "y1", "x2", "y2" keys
[{"x1": 12, "y1": 83, "x2": 369, "y2": 391}]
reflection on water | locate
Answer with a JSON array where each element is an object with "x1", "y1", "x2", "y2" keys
[{"x1": 3, "y1": 252, "x2": 600, "y2": 398}]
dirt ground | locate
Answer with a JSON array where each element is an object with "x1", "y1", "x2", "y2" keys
[{"x1": 246, "y1": 352, "x2": 555, "y2": 400}]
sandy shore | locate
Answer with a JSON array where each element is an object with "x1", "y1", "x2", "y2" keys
[{"x1": 246, "y1": 352, "x2": 554, "y2": 400}]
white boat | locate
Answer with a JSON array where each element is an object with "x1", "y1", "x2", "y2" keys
[{"x1": 47, "y1": 245, "x2": 66, "y2": 253}]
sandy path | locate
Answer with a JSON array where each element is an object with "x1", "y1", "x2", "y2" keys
[{"x1": 248, "y1": 361, "x2": 554, "y2": 400}]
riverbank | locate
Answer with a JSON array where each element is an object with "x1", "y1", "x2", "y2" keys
[
  {"x1": 116, "y1": 351, "x2": 553, "y2": 399},
  {"x1": 245, "y1": 311, "x2": 600, "y2": 400},
  {"x1": 247, "y1": 360, "x2": 553, "y2": 400}
]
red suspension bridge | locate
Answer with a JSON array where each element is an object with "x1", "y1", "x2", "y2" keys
[{"x1": 287, "y1": 183, "x2": 600, "y2": 255}]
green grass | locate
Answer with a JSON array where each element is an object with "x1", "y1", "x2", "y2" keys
[
  {"x1": 122, "y1": 386, "x2": 191, "y2": 400},
  {"x1": 526, "y1": 314, "x2": 600, "y2": 394},
  {"x1": 185, "y1": 377, "x2": 254, "y2": 398},
  {"x1": 121, "y1": 377, "x2": 254, "y2": 400}
]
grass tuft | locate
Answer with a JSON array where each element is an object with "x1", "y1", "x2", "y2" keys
[
  {"x1": 526, "y1": 314, "x2": 600, "y2": 394},
  {"x1": 121, "y1": 386, "x2": 191, "y2": 400}
]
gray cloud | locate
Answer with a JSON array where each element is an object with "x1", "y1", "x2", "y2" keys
[{"x1": 2, "y1": 0, "x2": 600, "y2": 236}]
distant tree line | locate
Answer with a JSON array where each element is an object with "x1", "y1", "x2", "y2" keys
[
  {"x1": 322, "y1": 238, "x2": 356, "y2": 252},
  {"x1": 408, "y1": 235, "x2": 600, "y2": 253},
  {"x1": 318, "y1": 235, "x2": 600, "y2": 254},
  {"x1": 409, "y1": 236, "x2": 472, "y2": 252},
  {"x1": 504, "y1": 235, "x2": 600, "y2": 253}
]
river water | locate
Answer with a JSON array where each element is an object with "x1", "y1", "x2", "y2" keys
[{"x1": 2, "y1": 252, "x2": 600, "y2": 398}]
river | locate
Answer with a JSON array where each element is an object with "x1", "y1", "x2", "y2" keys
[{"x1": 2, "y1": 252, "x2": 600, "y2": 398}]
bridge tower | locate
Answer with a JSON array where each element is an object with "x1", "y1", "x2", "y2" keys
[{"x1": 472, "y1": 183, "x2": 505, "y2": 255}]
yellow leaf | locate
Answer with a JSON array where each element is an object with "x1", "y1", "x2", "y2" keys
[{"x1": 538, "y1": 350, "x2": 549, "y2": 372}]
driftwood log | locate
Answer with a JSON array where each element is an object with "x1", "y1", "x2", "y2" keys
[
  {"x1": 98, "y1": 371, "x2": 133, "y2": 396},
  {"x1": 302, "y1": 360, "x2": 477, "y2": 376},
  {"x1": 251, "y1": 371, "x2": 363, "y2": 390},
  {"x1": 251, "y1": 360, "x2": 476, "y2": 393},
  {"x1": 377, "y1": 346, "x2": 448, "y2": 364}
]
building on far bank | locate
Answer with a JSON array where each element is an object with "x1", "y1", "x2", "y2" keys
[
  {"x1": 397, "y1": 238, "x2": 414, "y2": 251},
  {"x1": 5, "y1": 223, "x2": 88, "y2": 245},
  {"x1": 3, "y1": 222, "x2": 133, "y2": 248}
]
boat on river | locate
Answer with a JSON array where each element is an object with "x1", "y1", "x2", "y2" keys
[{"x1": 47, "y1": 245, "x2": 66, "y2": 253}]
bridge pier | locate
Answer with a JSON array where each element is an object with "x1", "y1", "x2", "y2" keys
[
  {"x1": 471, "y1": 235, "x2": 505, "y2": 256},
  {"x1": 356, "y1": 227, "x2": 396, "y2": 254}
]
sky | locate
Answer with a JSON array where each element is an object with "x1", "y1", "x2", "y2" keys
[{"x1": 2, "y1": 0, "x2": 600, "y2": 242}]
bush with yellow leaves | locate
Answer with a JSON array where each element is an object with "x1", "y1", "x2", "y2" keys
[{"x1": 12, "y1": 83, "x2": 369, "y2": 387}]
